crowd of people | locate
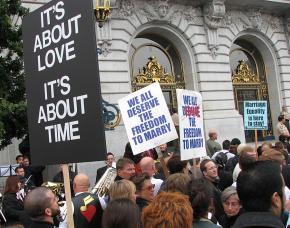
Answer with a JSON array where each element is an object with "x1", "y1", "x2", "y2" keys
[{"x1": 2, "y1": 112, "x2": 290, "y2": 227}]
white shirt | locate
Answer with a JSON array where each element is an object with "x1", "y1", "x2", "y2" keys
[
  {"x1": 151, "y1": 177, "x2": 163, "y2": 196},
  {"x1": 276, "y1": 122, "x2": 289, "y2": 136},
  {"x1": 232, "y1": 163, "x2": 241, "y2": 182}
]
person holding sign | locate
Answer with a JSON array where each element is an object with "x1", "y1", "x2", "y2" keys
[
  {"x1": 139, "y1": 157, "x2": 163, "y2": 196},
  {"x1": 276, "y1": 115, "x2": 290, "y2": 143}
]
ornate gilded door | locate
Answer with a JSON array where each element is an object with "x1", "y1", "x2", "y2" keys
[
  {"x1": 130, "y1": 35, "x2": 185, "y2": 112},
  {"x1": 232, "y1": 60, "x2": 273, "y2": 142},
  {"x1": 131, "y1": 56, "x2": 184, "y2": 112}
]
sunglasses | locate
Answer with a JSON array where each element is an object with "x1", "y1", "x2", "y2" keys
[{"x1": 143, "y1": 184, "x2": 155, "y2": 191}]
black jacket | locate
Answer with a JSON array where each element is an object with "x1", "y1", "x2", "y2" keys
[
  {"x1": 72, "y1": 192, "x2": 103, "y2": 228},
  {"x1": 136, "y1": 197, "x2": 149, "y2": 212},
  {"x1": 225, "y1": 156, "x2": 239, "y2": 174},
  {"x1": 219, "y1": 212, "x2": 242, "y2": 228},
  {"x1": 232, "y1": 211, "x2": 284, "y2": 228},
  {"x1": 2, "y1": 192, "x2": 30, "y2": 226},
  {"x1": 95, "y1": 166, "x2": 108, "y2": 184},
  {"x1": 29, "y1": 220, "x2": 54, "y2": 228}
]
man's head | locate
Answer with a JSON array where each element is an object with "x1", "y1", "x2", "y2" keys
[
  {"x1": 73, "y1": 173, "x2": 90, "y2": 194},
  {"x1": 106, "y1": 152, "x2": 115, "y2": 167},
  {"x1": 230, "y1": 138, "x2": 241, "y2": 146},
  {"x1": 222, "y1": 140, "x2": 231, "y2": 150},
  {"x1": 200, "y1": 159, "x2": 218, "y2": 182},
  {"x1": 24, "y1": 187, "x2": 60, "y2": 223},
  {"x1": 160, "y1": 143, "x2": 167, "y2": 152},
  {"x1": 167, "y1": 155, "x2": 188, "y2": 175},
  {"x1": 116, "y1": 158, "x2": 135, "y2": 180},
  {"x1": 208, "y1": 130, "x2": 217, "y2": 140},
  {"x1": 278, "y1": 115, "x2": 285, "y2": 124},
  {"x1": 15, "y1": 166, "x2": 25, "y2": 177},
  {"x1": 261, "y1": 142, "x2": 273, "y2": 153},
  {"x1": 261, "y1": 149, "x2": 284, "y2": 166},
  {"x1": 16, "y1": 155, "x2": 23, "y2": 164},
  {"x1": 238, "y1": 146, "x2": 257, "y2": 171},
  {"x1": 140, "y1": 157, "x2": 155, "y2": 177},
  {"x1": 23, "y1": 156, "x2": 30, "y2": 167},
  {"x1": 237, "y1": 161, "x2": 285, "y2": 216}
]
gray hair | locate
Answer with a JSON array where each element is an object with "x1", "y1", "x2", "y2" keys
[{"x1": 221, "y1": 186, "x2": 239, "y2": 203}]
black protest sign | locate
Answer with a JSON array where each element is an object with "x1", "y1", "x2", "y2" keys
[{"x1": 23, "y1": 0, "x2": 106, "y2": 165}]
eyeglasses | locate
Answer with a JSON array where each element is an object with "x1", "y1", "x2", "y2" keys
[
  {"x1": 143, "y1": 184, "x2": 155, "y2": 191},
  {"x1": 223, "y1": 201, "x2": 240, "y2": 208}
]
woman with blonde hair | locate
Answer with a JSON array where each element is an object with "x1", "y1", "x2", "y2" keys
[
  {"x1": 109, "y1": 179, "x2": 136, "y2": 201},
  {"x1": 142, "y1": 191, "x2": 193, "y2": 228}
]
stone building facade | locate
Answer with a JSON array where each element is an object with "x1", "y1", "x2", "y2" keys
[
  {"x1": 2, "y1": 0, "x2": 290, "y2": 176},
  {"x1": 96, "y1": 0, "x2": 290, "y2": 154}
]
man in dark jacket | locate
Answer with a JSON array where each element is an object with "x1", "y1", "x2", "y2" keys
[
  {"x1": 95, "y1": 152, "x2": 115, "y2": 184},
  {"x1": 24, "y1": 187, "x2": 60, "y2": 228},
  {"x1": 232, "y1": 161, "x2": 285, "y2": 228},
  {"x1": 200, "y1": 159, "x2": 224, "y2": 224},
  {"x1": 71, "y1": 173, "x2": 103, "y2": 228}
]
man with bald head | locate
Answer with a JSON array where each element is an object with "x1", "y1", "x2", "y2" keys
[
  {"x1": 140, "y1": 156, "x2": 163, "y2": 196},
  {"x1": 60, "y1": 173, "x2": 103, "y2": 228},
  {"x1": 206, "y1": 129, "x2": 222, "y2": 157}
]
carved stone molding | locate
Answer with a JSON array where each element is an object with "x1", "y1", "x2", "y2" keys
[
  {"x1": 116, "y1": 0, "x2": 135, "y2": 18},
  {"x1": 96, "y1": 20, "x2": 112, "y2": 57},
  {"x1": 269, "y1": 15, "x2": 281, "y2": 30},
  {"x1": 112, "y1": 0, "x2": 202, "y2": 25},
  {"x1": 285, "y1": 17, "x2": 290, "y2": 54},
  {"x1": 97, "y1": 40, "x2": 112, "y2": 57},
  {"x1": 203, "y1": 0, "x2": 226, "y2": 58},
  {"x1": 203, "y1": 0, "x2": 226, "y2": 29},
  {"x1": 224, "y1": 9, "x2": 282, "y2": 34},
  {"x1": 247, "y1": 9, "x2": 262, "y2": 29},
  {"x1": 183, "y1": 6, "x2": 203, "y2": 24},
  {"x1": 204, "y1": 27, "x2": 218, "y2": 59},
  {"x1": 138, "y1": 0, "x2": 182, "y2": 23}
]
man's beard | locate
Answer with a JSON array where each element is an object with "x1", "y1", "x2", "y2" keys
[{"x1": 52, "y1": 207, "x2": 62, "y2": 222}]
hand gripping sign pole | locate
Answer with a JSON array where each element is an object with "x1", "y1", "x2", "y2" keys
[
  {"x1": 192, "y1": 158, "x2": 197, "y2": 179},
  {"x1": 155, "y1": 146, "x2": 169, "y2": 179}
]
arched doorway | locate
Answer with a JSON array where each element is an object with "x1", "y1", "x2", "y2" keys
[
  {"x1": 130, "y1": 34, "x2": 185, "y2": 112},
  {"x1": 230, "y1": 39, "x2": 274, "y2": 142}
]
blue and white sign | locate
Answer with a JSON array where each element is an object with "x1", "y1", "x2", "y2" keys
[
  {"x1": 118, "y1": 82, "x2": 178, "y2": 155},
  {"x1": 244, "y1": 101, "x2": 268, "y2": 130},
  {"x1": 177, "y1": 89, "x2": 206, "y2": 160}
]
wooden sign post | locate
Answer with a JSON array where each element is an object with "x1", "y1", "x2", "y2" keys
[
  {"x1": 156, "y1": 146, "x2": 170, "y2": 179},
  {"x1": 62, "y1": 164, "x2": 74, "y2": 228},
  {"x1": 255, "y1": 129, "x2": 258, "y2": 153},
  {"x1": 192, "y1": 158, "x2": 197, "y2": 179}
]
